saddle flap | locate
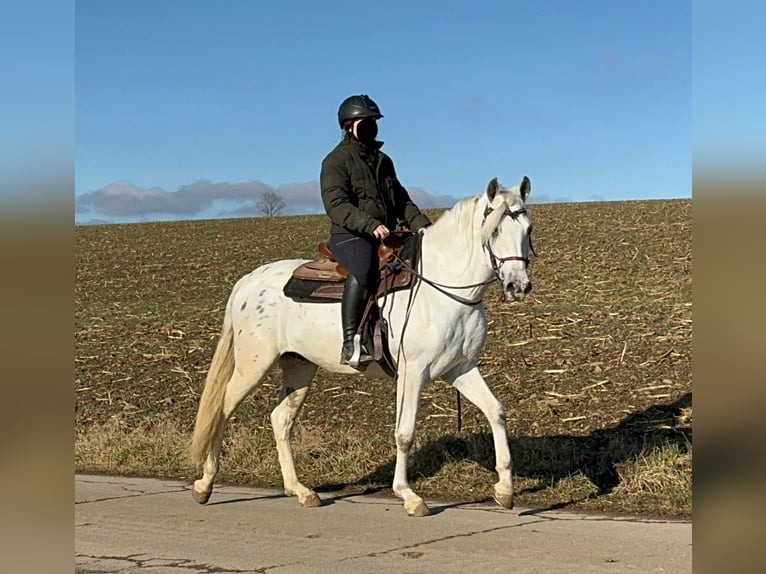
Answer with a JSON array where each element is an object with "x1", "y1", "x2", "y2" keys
[
  {"x1": 377, "y1": 267, "x2": 412, "y2": 297},
  {"x1": 309, "y1": 283, "x2": 345, "y2": 300}
]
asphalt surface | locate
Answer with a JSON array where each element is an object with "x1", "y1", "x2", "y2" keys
[{"x1": 75, "y1": 474, "x2": 691, "y2": 573}]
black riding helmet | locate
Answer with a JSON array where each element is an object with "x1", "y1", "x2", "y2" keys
[{"x1": 337, "y1": 94, "x2": 383, "y2": 128}]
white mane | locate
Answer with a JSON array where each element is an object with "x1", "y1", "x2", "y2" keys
[
  {"x1": 427, "y1": 195, "x2": 481, "y2": 247},
  {"x1": 427, "y1": 184, "x2": 526, "y2": 248}
]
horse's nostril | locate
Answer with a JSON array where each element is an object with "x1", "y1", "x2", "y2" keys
[{"x1": 524, "y1": 282, "x2": 532, "y2": 294}]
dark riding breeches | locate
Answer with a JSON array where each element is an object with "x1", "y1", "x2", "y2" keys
[{"x1": 328, "y1": 233, "x2": 379, "y2": 290}]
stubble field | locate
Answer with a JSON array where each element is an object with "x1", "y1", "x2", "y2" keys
[{"x1": 75, "y1": 198, "x2": 691, "y2": 517}]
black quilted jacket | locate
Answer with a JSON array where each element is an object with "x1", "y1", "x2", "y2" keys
[{"x1": 320, "y1": 136, "x2": 431, "y2": 237}]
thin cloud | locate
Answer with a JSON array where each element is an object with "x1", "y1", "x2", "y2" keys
[
  {"x1": 529, "y1": 193, "x2": 574, "y2": 204},
  {"x1": 75, "y1": 179, "x2": 272, "y2": 217},
  {"x1": 528, "y1": 193, "x2": 606, "y2": 204},
  {"x1": 465, "y1": 95, "x2": 488, "y2": 109},
  {"x1": 456, "y1": 95, "x2": 490, "y2": 118},
  {"x1": 75, "y1": 179, "x2": 458, "y2": 223},
  {"x1": 406, "y1": 186, "x2": 459, "y2": 208},
  {"x1": 598, "y1": 49, "x2": 672, "y2": 78},
  {"x1": 76, "y1": 218, "x2": 113, "y2": 226}
]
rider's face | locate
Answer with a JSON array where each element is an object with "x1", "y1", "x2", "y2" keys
[{"x1": 352, "y1": 117, "x2": 378, "y2": 142}]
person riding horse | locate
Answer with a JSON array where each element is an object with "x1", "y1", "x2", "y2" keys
[
  {"x1": 320, "y1": 94, "x2": 432, "y2": 366},
  {"x1": 191, "y1": 171, "x2": 533, "y2": 515}
]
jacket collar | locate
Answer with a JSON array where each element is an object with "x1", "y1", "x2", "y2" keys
[{"x1": 343, "y1": 134, "x2": 384, "y2": 152}]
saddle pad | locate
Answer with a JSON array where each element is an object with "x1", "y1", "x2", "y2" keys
[
  {"x1": 283, "y1": 276, "x2": 343, "y2": 303},
  {"x1": 283, "y1": 271, "x2": 413, "y2": 304}
]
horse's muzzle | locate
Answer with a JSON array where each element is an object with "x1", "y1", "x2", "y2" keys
[{"x1": 504, "y1": 281, "x2": 532, "y2": 302}]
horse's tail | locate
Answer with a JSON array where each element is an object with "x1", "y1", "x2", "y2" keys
[{"x1": 190, "y1": 304, "x2": 235, "y2": 467}]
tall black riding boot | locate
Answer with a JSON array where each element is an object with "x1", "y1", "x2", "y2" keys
[{"x1": 340, "y1": 275, "x2": 373, "y2": 367}]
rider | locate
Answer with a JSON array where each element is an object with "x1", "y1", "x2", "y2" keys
[{"x1": 320, "y1": 94, "x2": 432, "y2": 367}]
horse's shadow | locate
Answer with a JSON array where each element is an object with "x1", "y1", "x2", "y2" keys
[{"x1": 315, "y1": 392, "x2": 691, "y2": 511}]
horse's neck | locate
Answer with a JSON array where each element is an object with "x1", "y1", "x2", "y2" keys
[{"x1": 420, "y1": 220, "x2": 494, "y2": 300}]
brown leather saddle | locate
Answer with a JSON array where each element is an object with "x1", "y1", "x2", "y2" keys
[
  {"x1": 282, "y1": 232, "x2": 420, "y2": 376},
  {"x1": 286, "y1": 231, "x2": 418, "y2": 302}
]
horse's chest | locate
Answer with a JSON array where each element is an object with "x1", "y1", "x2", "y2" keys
[{"x1": 431, "y1": 310, "x2": 487, "y2": 360}]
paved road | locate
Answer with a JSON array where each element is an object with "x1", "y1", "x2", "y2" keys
[{"x1": 75, "y1": 474, "x2": 691, "y2": 573}]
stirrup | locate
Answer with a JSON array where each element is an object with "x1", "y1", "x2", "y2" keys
[{"x1": 343, "y1": 334, "x2": 373, "y2": 368}]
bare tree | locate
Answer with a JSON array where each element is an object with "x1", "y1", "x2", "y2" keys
[{"x1": 257, "y1": 191, "x2": 286, "y2": 217}]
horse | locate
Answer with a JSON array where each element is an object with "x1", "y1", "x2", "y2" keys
[{"x1": 190, "y1": 176, "x2": 534, "y2": 517}]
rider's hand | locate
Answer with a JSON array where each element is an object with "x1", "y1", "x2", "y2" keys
[{"x1": 373, "y1": 224, "x2": 390, "y2": 240}]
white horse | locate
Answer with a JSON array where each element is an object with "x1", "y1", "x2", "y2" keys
[{"x1": 190, "y1": 176, "x2": 533, "y2": 516}]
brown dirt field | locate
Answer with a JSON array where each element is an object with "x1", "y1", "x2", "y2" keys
[{"x1": 75, "y1": 199, "x2": 691, "y2": 517}]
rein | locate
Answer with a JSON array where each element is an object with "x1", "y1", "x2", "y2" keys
[
  {"x1": 386, "y1": 251, "x2": 494, "y2": 307},
  {"x1": 384, "y1": 203, "x2": 535, "y2": 306}
]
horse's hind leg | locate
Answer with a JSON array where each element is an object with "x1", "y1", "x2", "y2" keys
[
  {"x1": 271, "y1": 353, "x2": 320, "y2": 508},
  {"x1": 193, "y1": 349, "x2": 278, "y2": 503},
  {"x1": 446, "y1": 365, "x2": 514, "y2": 509}
]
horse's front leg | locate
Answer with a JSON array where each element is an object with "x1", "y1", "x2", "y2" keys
[
  {"x1": 446, "y1": 364, "x2": 514, "y2": 509},
  {"x1": 392, "y1": 369, "x2": 430, "y2": 517}
]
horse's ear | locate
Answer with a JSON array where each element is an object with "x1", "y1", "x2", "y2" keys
[
  {"x1": 520, "y1": 176, "x2": 531, "y2": 201},
  {"x1": 487, "y1": 177, "x2": 499, "y2": 201}
]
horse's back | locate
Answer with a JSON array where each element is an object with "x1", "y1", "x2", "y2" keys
[
  {"x1": 226, "y1": 258, "x2": 310, "y2": 335},
  {"x1": 224, "y1": 259, "x2": 342, "y2": 361},
  {"x1": 231, "y1": 259, "x2": 307, "y2": 298}
]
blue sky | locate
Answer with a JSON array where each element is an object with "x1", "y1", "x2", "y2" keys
[
  {"x1": 1, "y1": 2, "x2": 72, "y2": 189},
  {"x1": 73, "y1": 0, "x2": 691, "y2": 224},
  {"x1": 693, "y1": 0, "x2": 766, "y2": 173}
]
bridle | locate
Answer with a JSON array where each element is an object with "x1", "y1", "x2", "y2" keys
[
  {"x1": 386, "y1": 201, "x2": 535, "y2": 306},
  {"x1": 482, "y1": 204, "x2": 536, "y2": 282}
]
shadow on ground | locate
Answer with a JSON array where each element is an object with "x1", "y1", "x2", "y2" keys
[{"x1": 315, "y1": 392, "x2": 691, "y2": 509}]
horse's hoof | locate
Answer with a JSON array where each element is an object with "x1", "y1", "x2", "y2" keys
[
  {"x1": 301, "y1": 493, "x2": 322, "y2": 508},
  {"x1": 408, "y1": 501, "x2": 431, "y2": 517},
  {"x1": 192, "y1": 488, "x2": 212, "y2": 505},
  {"x1": 493, "y1": 492, "x2": 514, "y2": 509}
]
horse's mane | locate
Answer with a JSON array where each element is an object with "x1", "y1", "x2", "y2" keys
[
  {"x1": 426, "y1": 194, "x2": 482, "y2": 247},
  {"x1": 428, "y1": 188, "x2": 524, "y2": 246}
]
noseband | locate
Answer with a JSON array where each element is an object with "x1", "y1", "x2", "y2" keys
[{"x1": 482, "y1": 205, "x2": 536, "y2": 279}]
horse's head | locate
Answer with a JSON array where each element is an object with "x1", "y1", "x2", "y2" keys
[{"x1": 480, "y1": 176, "x2": 534, "y2": 302}]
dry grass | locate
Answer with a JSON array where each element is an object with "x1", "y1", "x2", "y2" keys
[
  {"x1": 76, "y1": 414, "x2": 193, "y2": 479},
  {"x1": 75, "y1": 199, "x2": 692, "y2": 517}
]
